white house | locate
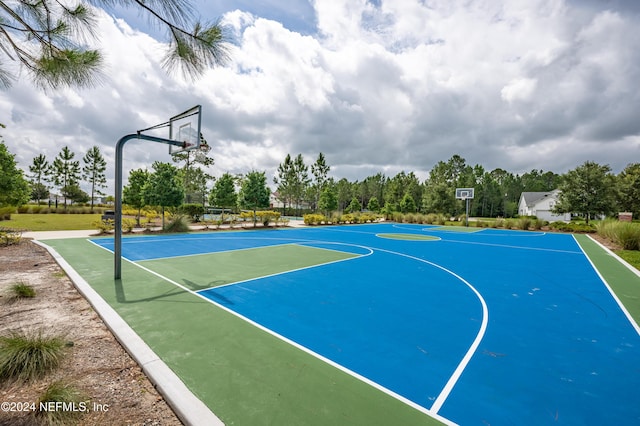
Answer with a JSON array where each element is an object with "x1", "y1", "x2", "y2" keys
[{"x1": 518, "y1": 190, "x2": 571, "y2": 222}]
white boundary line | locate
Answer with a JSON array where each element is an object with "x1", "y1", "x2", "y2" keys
[
  {"x1": 93, "y1": 234, "x2": 475, "y2": 423},
  {"x1": 576, "y1": 235, "x2": 640, "y2": 336},
  {"x1": 35, "y1": 240, "x2": 224, "y2": 426},
  {"x1": 370, "y1": 247, "x2": 488, "y2": 414}
]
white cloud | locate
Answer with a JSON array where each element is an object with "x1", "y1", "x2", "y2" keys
[
  {"x1": 501, "y1": 78, "x2": 538, "y2": 103},
  {"x1": 2, "y1": 0, "x2": 640, "y2": 196}
]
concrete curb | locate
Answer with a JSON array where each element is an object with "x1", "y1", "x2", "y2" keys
[{"x1": 33, "y1": 240, "x2": 224, "y2": 426}]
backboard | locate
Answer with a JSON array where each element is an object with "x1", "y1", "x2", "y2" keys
[
  {"x1": 169, "y1": 105, "x2": 202, "y2": 155},
  {"x1": 455, "y1": 187, "x2": 475, "y2": 200}
]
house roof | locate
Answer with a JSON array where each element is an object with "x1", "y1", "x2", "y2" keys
[{"x1": 520, "y1": 190, "x2": 559, "y2": 207}]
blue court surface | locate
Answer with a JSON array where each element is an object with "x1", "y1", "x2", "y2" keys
[{"x1": 92, "y1": 223, "x2": 640, "y2": 425}]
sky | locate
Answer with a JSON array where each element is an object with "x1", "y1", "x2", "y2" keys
[{"x1": 2, "y1": 0, "x2": 639, "y2": 195}]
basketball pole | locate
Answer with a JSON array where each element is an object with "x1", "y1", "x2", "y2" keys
[
  {"x1": 114, "y1": 134, "x2": 185, "y2": 280},
  {"x1": 465, "y1": 198, "x2": 469, "y2": 227}
]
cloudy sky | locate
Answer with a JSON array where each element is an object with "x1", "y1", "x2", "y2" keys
[{"x1": 2, "y1": 0, "x2": 639, "y2": 194}]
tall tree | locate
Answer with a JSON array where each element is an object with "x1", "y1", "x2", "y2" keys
[
  {"x1": 29, "y1": 154, "x2": 50, "y2": 204},
  {"x1": 554, "y1": 161, "x2": 617, "y2": 224},
  {"x1": 273, "y1": 154, "x2": 295, "y2": 215},
  {"x1": 238, "y1": 170, "x2": 270, "y2": 227},
  {"x1": 617, "y1": 163, "x2": 640, "y2": 219},
  {"x1": 123, "y1": 168, "x2": 150, "y2": 226},
  {"x1": 292, "y1": 154, "x2": 311, "y2": 215},
  {"x1": 0, "y1": 140, "x2": 30, "y2": 207},
  {"x1": 142, "y1": 162, "x2": 184, "y2": 229},
  {"x1": 172, "y1": 134, "x2": 214, "y2": 204},
  {"x1": 209, "y1": 172, "x2": 237, "y2": 222},
  {"x1": 0, "y1": 1, "x2": 230, "y2": 90},
  {"x1": 336, "y1": 178, "x2": 352, "y2": 212},
  {"x1": 318, "y1": 185, "x2": 338, "y2": 217},
  {"x1": 82, "y1": 145, "x2": 107, "y2": 212},
  {"x1": 51, "y1": 146, "x2": 81, "y2": 209},
  {"x1": 311, "y1": 152, "x2": 330, "y2": 211}
]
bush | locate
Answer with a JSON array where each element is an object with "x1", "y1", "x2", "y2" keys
[
  {"x1": 163, "y1": 214, "x2": 190, "y2": 233},
  {"x1": 0, "y1": 330, "x2": 68, "y2": 382},
  {"x1": 597, "y1": 220, "x2": 640, "y2": 250},
  {"x1": 0, "y1": 228, "x2": 22, "y2": 246},
  {"x1": 517, "y1": 217, "x2": 532, "y2": 230},
  {"x1": 92, "y1": 219, "x2": 114, "y2": 234},
  {"x1": 303, "y1": 214, "x2": 326, "y2": 225},
  {"x1": 0, "y1": 206, "x2": 15, "y2": 221},
  {"x1": 11, "y1": 282, "x2": 36, "y2": 298},
  {"x1": 180, "y1": 203, "x2": 205, "y2": 222},
  {"x1": 122, "y1": 218, "x2": 137, "y2": 233},
  {"x1": 256, "y1": 210, "x2": 281, "y2": 227},
  {"x1": 36, "y1": 380, "x2": 88, "y2": 425}
]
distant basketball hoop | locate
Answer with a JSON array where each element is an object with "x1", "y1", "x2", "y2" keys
[{"x1": 456, "y1": 188, "x2": 474, "y2": 227}]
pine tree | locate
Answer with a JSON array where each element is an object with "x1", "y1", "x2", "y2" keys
[{"x1": 82, "y1": 146, "x2": 107, "y2": 212}]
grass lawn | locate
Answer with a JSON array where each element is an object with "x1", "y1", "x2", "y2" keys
[
  {"x1": 0, "y1": 213, "x2": 101, "y2": 231},
  {"x1": 615, "y1": 250, "x2": 640, "y2": 271}
]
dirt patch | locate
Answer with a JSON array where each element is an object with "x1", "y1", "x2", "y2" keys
[{"x1": 0, "y1": 240, "x2": 183, "y2": 426}]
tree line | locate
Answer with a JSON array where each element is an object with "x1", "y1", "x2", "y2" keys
[{"x1": 2, "y1": 134, "x2": 639, "y2": 223}]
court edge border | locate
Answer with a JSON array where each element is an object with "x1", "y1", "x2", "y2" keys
[
  {"x1": 33, "y1": 240, "x2": 225, "y2": 426},
  {"x1": 581, "y1": 234, "x2": 640, "y2": 334}
]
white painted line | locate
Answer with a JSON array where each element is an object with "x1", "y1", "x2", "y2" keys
[
  {"x1": 577, "y1": 235, "x2": 640, "y2": 336},
  {"x1": 34, "y1": 240, "x2": 224, "y2": 426},
  {"x1": 371, "y1": 247, "x2": 488, "y2": 414}
]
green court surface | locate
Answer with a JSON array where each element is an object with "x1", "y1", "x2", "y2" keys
[
  {"x1": 140, "y1": 244, "x2": 358, "y2": 291},
  {"x1": 45, "y1": 237, "x2": 439, "y2": 426},
  {"x1": 42, "y1": 231, "x2": 640, "y2": 426},
  {"x1": 376, "y1": 233, "x2": 440, "y2": 241},
  {"x1": 574, "y1": 234, "x2": 640, "y2": 324}
]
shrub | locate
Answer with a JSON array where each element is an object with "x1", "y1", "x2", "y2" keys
[
  {"x1": 0, "y1": 228, "x2": 22, "y2": 246},
  {"x1": 121, "y1": 218, "x2": 137, "y2": 233},
  {"x1": 181, "y1": 203, "x2": 205, "y2": 222},
  {"x1": 92, "y1": 219, "x2": 114, "y2": 234},
  {"x1": 0, "y1": 206, "x2": 15, "y2": 221},
  {"x1": 11, "y1": 282, "x2": 36, "y2": 298},
  {"x1": 0, "y1": 330, "x2": 68, "y2": 382},
  {"x1": 163, "y1": 214, "x2": 190, "y2": 233},
  {"x1": 598, "y1": 220, "x2": 640, "y2": 250},
  {"x1": 517, "y1": 217, "x2": 532, "y2": 230},
  {"x1": 303, "y1": 214, "x2": 326, "y2": 225},
  {"x1": 36, "y1": 380, "x2": 88, "y2": 425},
  {"x1": 256, "y1": 210, "x2": 281, "y2": 227}
]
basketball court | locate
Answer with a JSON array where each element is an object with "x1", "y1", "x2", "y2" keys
[{"x1": 40, "y1": 223, "x2": 640, "y2": 425}]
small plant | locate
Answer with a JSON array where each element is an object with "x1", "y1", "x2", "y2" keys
[
  {"x1": 36, "y1": 380, "x2": 88, "y2": 425},
  {"x1": 0, "y1": 330, "x2": 67, "y2": 382},
  {"x1": 11, "y1": 282, "x2": 36, "y2": 298},
  {"x1": 121, "y1": 218, "x2": 137, "y2": 233},
  {"x1": 92, "y1": 219, "x2": 114, "y2": 234},
  {"x1": 163, "y1": 214, "x2": 190, "y2": 233}
]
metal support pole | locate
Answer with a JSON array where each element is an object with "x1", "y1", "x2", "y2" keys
[
  {"x1": 465, "y1": 198, "x2": 470, "y2": 227},
  {"x1": 114, "y1": 134, "x2": 184, "y2": 279}
]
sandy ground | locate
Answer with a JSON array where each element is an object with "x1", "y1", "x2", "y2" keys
[{"x1": 0, "y1": 240, "x2": 183, "y2": 426}]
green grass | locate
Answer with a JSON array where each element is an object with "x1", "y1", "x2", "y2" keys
[
  {"x1": 10, "y1": 282, "x2": 36, "y2": 298},
  {"x1": 0, "y1": 213, "x2": 102, "y2": 231},
  {"x1": 0, "y1": 330, "x2": 67, "y2": 382},
  {"x1": 36, "y1": 380, "x2": 88, "y2": 425},
  {"x1": 615, "y1": 250, "x2": 640, "y2": 271}
]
